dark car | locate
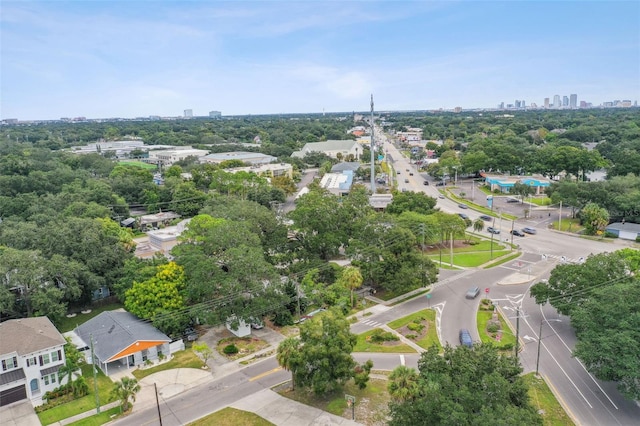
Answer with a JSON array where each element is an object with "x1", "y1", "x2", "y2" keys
[
  {"x1": 510, "y1": 229, "x2": 525, "y2": 237},
  {"x1": 522, "y1": 227, "x2": 537, "y2": 234},
  {"x1": 479, "y1": 215, "x2": 492, "y2": 221},
  {"x1": 184, "y1": 327, "x2": 198, "y2": 341},
  {"x1": 423, "y1": 180, "x2": 429, "y2": 186},
  {"x1": 436, "y1": 182, "x2": 445, "y2": 186},
  {"x1": 459, "y1": 329, "x2": 473, "y2": 347},
  {"x1": 458, "y1": 204, "x2": 468, "y2": 209},
  {"x1": 458, "y1": 213, "x2": 469, "y2": 220},
  {"x1": 404, "y1": 178, "x2": 409, "y2": 183},
  {"x1": 465, "y1": 286, "x2": 480, "y2": 299},
  {"x1": 487, "y1": 227, "x2": 500, "y2": 234},
  {"x1": 409, "y1": 172, "x2": 414, "y2": 176},
  {"x1": 397, "y1": 170, "x2": 401, "y2": 174}
]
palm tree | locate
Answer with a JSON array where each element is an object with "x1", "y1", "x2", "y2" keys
[
  {"x1": 58, "y1": 338, "x2": 85, "y2": 396},
  {"x1": 338, "y1": 266, "x2": 363, "y2": 308},
  {"x1": 276, "y1": 337, "x2": 300, "y2": 390},
  {"x1": 388, "y1": 365, "x2": 420, "y2": 402},
  {"x1": 473, "y1": 218, "x2": 485, "y2": 234},
  {"x1": 111, "y1": 377, "x2": 141, "y2": 412}
]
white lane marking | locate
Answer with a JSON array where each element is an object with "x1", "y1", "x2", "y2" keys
[{"x1": 400, "y1": 354, "x2": 405, "y2": 366}]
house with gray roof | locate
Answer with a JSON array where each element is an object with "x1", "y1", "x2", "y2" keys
[
  {"x1": 0, "y1": 317, "x2": 67, "y2": 407},
  {"x1": 72, "y1": 311, "x2": 173, "y2": 376},
  {"x1": 291, "y1": 140, "x2": 360, "y2": 160},
  {"x1": 605, "y1": 222, "x2": 640, "y2": 241}
]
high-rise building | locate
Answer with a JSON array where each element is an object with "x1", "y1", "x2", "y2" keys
[
  {"x1": 521, "y1": 100, "x2": 526, "y2": 108},
  {"x1": 553, "y1": 95, "x2": 561, "y2": 108},
  {"x1": 570, "y1": 94, "x2": 577, "y2": 109},
  {"x1": 544, "y1": 98, "x2": 550, "y2": 108},
  {"x1": 209, "y1": 111, "x2": 221, "y2": 118},
  {"x1": 563, "y1": 96, "x2": 569, "y2": 107},
  {"x1": 184, "y1": 109, "x2": 193, "y2": 118}
]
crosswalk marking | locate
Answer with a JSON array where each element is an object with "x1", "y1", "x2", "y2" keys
[
  {"x1": 361, "y1": 319, "x2": 384, "y2": 328},
  {"x1": 543, "y1": 254, "x2": 585, "y2": 264}
]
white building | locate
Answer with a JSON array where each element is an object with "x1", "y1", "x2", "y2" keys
[
  {"x1": 0, "y1": 317, "x2": 67, "y2": 407},
  {"x1": 147, "y1": 147, "x2": 209, "y2": 166},
  {"x1": 291, "y1": 140, "x2": 361, "y2": 160},
  {"x1": 200, "y1": 151, "x2": 277, "y2": 165}
]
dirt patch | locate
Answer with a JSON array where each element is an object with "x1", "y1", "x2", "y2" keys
[
  {"x1": 216, "y1": 336, "x2": 270, "y2": 360},
  {"x1": 395, "y1": 321, "x2": 429, "y2": 342}
]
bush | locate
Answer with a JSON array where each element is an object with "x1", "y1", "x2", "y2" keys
[
  {"x1": 370, "y1": 329, "x2": 399, "y2": 343},
  {"x1": 501, "y1": 342, "x2": 514, "y2": 350},
  {"x1": 487, "y1": 323, "x2": 500, "y2": 333},
  {"x1": 223, "y1": 344, "x2": 238, "y2": 355},
  {"x1": 604, "y1": 231, "x2": 618, "y2": 238},
  {"x1": 406, "y1": 334, "x2": 418, "y2": 340},
  {"x1": 407, "y1": 322, "x2": 424, "y2": 332},
  {"x1": 272, "y1": 309, "x2": 293, "y2": 327}
]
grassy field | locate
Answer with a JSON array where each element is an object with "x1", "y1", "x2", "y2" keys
[
  {"x1": 353, "y1": 328, "x2": 416, "y2": 353},
  {"x1": 279, "y1": 378, "x2": 391, "y2": 425},
  {"x1": 38, "y1": 365, "x2": 115, "y2": 425},
  {"x1": 67, "y1": 407, "x2": 120, "y2": 426},
  {"x1": 188, "y1": 407, "x2": 275, "y2": 426},
  {"x1": 428, "y1": 250, "x2": 511, "y2": 267},
  {"x1": 477, "y1": 305, "x2": 517, "y2": 350},
  {"x1": 57, "y1": 303, "x2": 124, "y2": 333},
  {"x1": 552, "y1": 218, "x2": 584, "y2": 233},
  {"x1": 523, "y1": 373, "x2": 575, "y2": 426},
  {"x1": 117, "y1": 161, "x2": 158, "y2": 170},
  {"x1": 482, "y1": 252, "x2": 522, "y2": 268},
  {"x1": 387, "y1": 309, "x2": 441, "y2": 350},
  {"x1": 529, "y1": 197, "x2": 552, "y2": 206},
  {"x1": 132, "y1": 349, "x2": 204, "y2": 380}
]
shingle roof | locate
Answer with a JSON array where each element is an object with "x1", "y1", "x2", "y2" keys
[
  {"x1": 0, "y1": 317, "x2": 66, "y2": 356},
  {"x1": 75, "y1": 311, "x2": 169, "y2": 363}
]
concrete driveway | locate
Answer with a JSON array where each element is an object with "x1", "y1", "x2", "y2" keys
[{"x1": 0, "y1": 401, "x2": 40, "y2": 426}]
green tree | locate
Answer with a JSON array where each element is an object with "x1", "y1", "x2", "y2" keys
[
  {"x1": 473, "y1": 218, "x2": 485, "y2": 233},
  {"x1": 336, "y1": 266, "x2": 363, "y2": 308},
  {"x1": 572, "y1": 278, "x2": 640, "y2": 400},
  {"x1": 386, "y1": 191, "x2": 437, "y2": 215},
  {"x1": 276, "y1": 337, "x2": 302, "y2": 390},
  {"x1": 292, "y1": 309, "x2": 358, "y2": 395},
  {"x1": 124, "y1": 262, "x2": 186, "y2": 320},
  {"x1": 389, "y1": 344, "x2": 541, "y2": 426},
  {"x1": 58, "y1": 337, "x2": 86, "y2": 397},
  {"x1": 579, "y1": 202, "x2": 609, "y2": 236},
  {"x1": 512, "y1": 182, "x2": 535, "y2": 203},
  {"x1": 388, "y1": 365, "x2": 420, "y2": 402},
  {"x1": 192, "y1": 342, "x2": 213, "y2": 367},
  {"x1": 111, "y1": 377, "x2": 141, "y2": 412}
]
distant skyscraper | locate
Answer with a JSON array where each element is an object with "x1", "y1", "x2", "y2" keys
[
  {"x1": 209, "y1": 111, "x2": 221, "y2": 118},
  {"x1": 544, "y1": 98, "x2": 550, "y2": 108},
  {"x1": 521, "y1": 100, "x2": 526, "y2": 108},
  {"x1": 184, "y1": 109, "x2": 193, "y2": 118},
  {"x1": 563, "y1": 96, "x2": 569, "y2": 107},
  {"x1": 553, "y1": 95, "x2": 561, "y2": 108},
  {"x1": 570, "y1": 94, "x2": 577, "y2": 109}
]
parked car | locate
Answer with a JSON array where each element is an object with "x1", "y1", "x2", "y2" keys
[
  {"x1": 458, "y1": 213, "x2": 469, "y2": 220},
  {"x1": 487, "y1": 227, "x2": 500, "y2": 234},
  {"x1": 458, "y1": 204, "x2": 468, "y2": 209},
  {"x1": 436, "y1": 182, "x2": 445, "y2": 186},
  {"x1": 184, "y1": 327, "x2": 198, "y2": 341},
  {"x1": 404, "y1": 178, "x2": 409, "y2": 183},
  {"x1": 250, "y1": 319, "x2": 264, "y2": 330},
  {"x1": 479, "y1": 215, "x2": 492, "y2": 221},
  {"x1": 522, "y1": 227, "x2": 537, "y2": 234},
  {"x1": 409, "y1": 172, "x2": 414, "y2": 176},
  {"x1": 510, "y1": 229, "x2": 525, "y2": 237},
  {"x1": 397, "y1": 170, "x2": 401, "y2": 174},
  {"x1": 506, "y1": 198, "x2": 519, "y2": 203},
  {"x1": 459, "y1": 329, "x2": 473, "y2": 347},
  {"x1": 465, "y1": 286, "x2": 480, "y2": 299},
  {"x1": 423, "y1": 180, "x2": 429, "y2": 185},
  {"x1": 405, "y1": 168, "x2": 409, "y2": 172}
]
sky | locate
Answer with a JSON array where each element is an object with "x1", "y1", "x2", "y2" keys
[{"x1": 2, "y1": 1, "x2": 639, "y2": 120}]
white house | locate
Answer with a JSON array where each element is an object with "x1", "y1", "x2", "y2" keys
[{"x1": 0, "y1": 317, "x2": 67, "y2": 407}]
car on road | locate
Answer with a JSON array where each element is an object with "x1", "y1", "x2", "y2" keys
[
  {"x1": 423, "y1": 180, "x2": 429, "y2": 185},
  {"x1": 404, "y1": 178, "x2": 409, "y2": 183},
  {"x1": 458, "y1": 213, "x2": 469, "y2": 220},
  {"x1": 438, "y1": 194, "x2": 445, "y2": 199},
  {"x1": 458, "y1": 204, "x2": 468, "y2": 209},
  {"x1": 459, "y1": 329, "x2": 473, "y2": 347},
  {"x1": 506, "y1": 198, "x2": 519, "y2": 203},
  {"x1": 436, "y1": 182, "x2": 445, "y2": 186},
  {"x1": 510, "y1": 229, "x2": 525, "y2": 237},
  {"x1": 522, "y1": 227, "x2": 537, "y2": 234},
  {"x1": 409, "y1": 172, "x2": 414, "y2": 176},
  {"x1": 479, "y1": 215, "x2": 492, "y2": 221},
  {"x1": 397, "y1": 170, "x2": 401, "y2": 174},
  {"x1": 405, "y1": 168, "x2": 409, "y2": 172},
  {"x1": 487, "y1": 227, "x2": 500, "y2": 234},
  {"x1": 465, "y1": 286, "x2": 480, "y2": 299}
]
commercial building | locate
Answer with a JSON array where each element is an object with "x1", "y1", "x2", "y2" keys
[
  {"x1": 200, "y1": 152, "x2": 277, "y2": 165},
  {"x1": 291, "y1": 140, "x2": 361, "y2": 161},
  {"x1": 147, "y1": 147, "x2": 210, "y2": 166}
]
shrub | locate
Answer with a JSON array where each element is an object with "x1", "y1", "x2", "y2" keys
[
  {"x1": 604, "y1": 231, "x2": 618, "y2": 239},
  {"x1": 407, "y1": 322, "x2": 424, "y2": 332},
  {"x1": 223, "y1": 344, "x2": 238, "y2": 355},
  {"x1": 487, "y1": 323, "x2": 500, "y2": 333},
  {"x1": 370, "y1": 329, "x2": 399, "y2": 343},
  {"x1": 501, "y1": 342, "x2": 514, "y2": 350},
  {"x1": 406, "y1": 334, "x2": 418, "y2": 340}
]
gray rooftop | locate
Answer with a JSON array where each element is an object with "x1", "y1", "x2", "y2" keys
[
  {"x1": 301, "y1": 140, "x2": 359, "y2": 152},
  {"x1": 75, "y1": 311, "x2": 170, "y2": 363},
  {"x1": 606, "y1": 222, "x2": 640, "y2": 233},
  {"x1": 0, "y1": 317, "x2": 66, "y2": 356},
  {"x1": 331, "y1": 162, "x2": 361, "y2": 172}
]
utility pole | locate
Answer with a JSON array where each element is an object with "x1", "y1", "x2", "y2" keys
[
  {"x1": 490, "y1": 217, "x2": 496, "y2": 259},
  {"x1": 90, "y1": 334, "x2": 100, "y2": 413},
  {"x1": 510, "y1": 220, "x2": 514, "y2": 250},
  {"x1": 370, "y1": 94, "x2": 375, "y2": 193},
  {"x1": 515, "y1": 308, "x2": 520, "y2": 362},
  {"x1": 535, "y1": 319, "x2": 543, "y2": 376},
  {"x1": 154, "y1": 383, "x2": 163, "y2": 425},
  {"x1": 559, "y1": 201, "x2": 563, "y2": 230}
]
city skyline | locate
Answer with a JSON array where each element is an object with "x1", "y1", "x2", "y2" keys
[{"x1": 2, "y1": 1, "x2": 639, "y2": 120}]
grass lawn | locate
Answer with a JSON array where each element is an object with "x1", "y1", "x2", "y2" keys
[
  {"x1": 482, "y1": 252, "x2": 522, "y2": 268},
  {"x1": 522, "y1": 373, "x2": 575, "y2": 426},
  {"x1": 278, "y1": 378, "x2": 391, "y2": 425},
  {"x1": 38, "y1": 365, "x2": 115, "y2": 425},
  {"x1": 67, "y1": 407, "x2": 121, "y2": 426},
  {"x1": 217, "y1": 336, "x2": 270, "y2": 361},
  {"x1": 428, "y1": 250, "x2": 511, "y2": 268},
  {"x1": 188, "y1": 407, "x2": 274, "y2": 426},
  {"x1": 57, "y1": 303, "x2": 124, "y2": 333},
  {"x1": 117, "y1": 161, "x2": 158, "y2": 170},
  {"x1": 132, "y1": 349, "x2": 204, "y2": 380},
  {"x1": 477, "y1": 305, "x2": 516, "y2": 351},
  {"x1": 388, "y1": 309, "x2": 441, "y2": 350},
  {"x1": 529, "y1": 197, "x2": 552, "y2": 206},
  {"x1": 353, "y1": 328, "x2": 416, "y2": 353},
  {"x1": 552, "y1": 218, "x2": 584, "y2": 233}
]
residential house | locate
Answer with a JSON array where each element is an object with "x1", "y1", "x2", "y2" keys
[
  {"x1": 133, "y1": 218, "x2": 191, "y2": 259},
  {"x1": 605, "y1": 222, "x2": 640, "y2": 241},
  {"x1": 71, "y1": 311, "x2": 174, "y2": 376},
  {"x1": 0, "y1": 317, "x2": 67, "y2": 407}
]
